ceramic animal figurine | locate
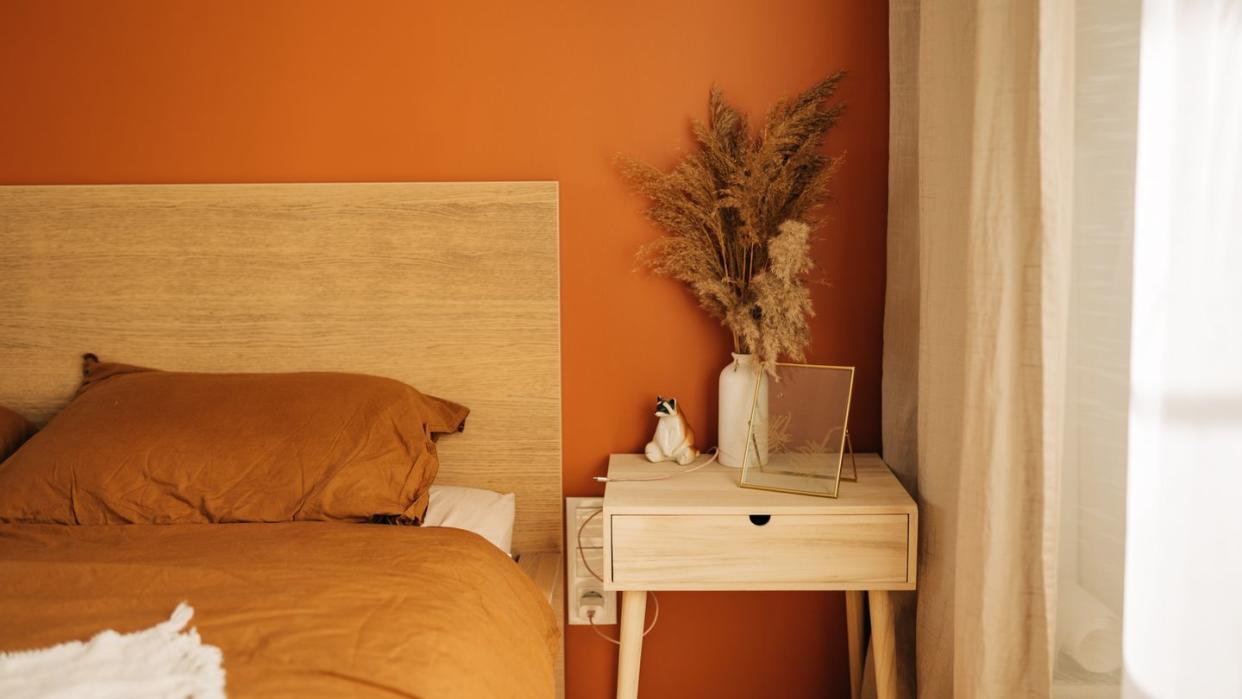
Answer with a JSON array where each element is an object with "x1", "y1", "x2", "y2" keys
[{"x1": 644, "y1": 396, "x2": 700, "y2": 465}]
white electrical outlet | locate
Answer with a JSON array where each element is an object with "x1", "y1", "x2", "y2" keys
[{"x1": 565, "y1": 497, "x2": 617, "y2": 625}]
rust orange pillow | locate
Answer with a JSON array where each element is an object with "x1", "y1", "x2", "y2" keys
[
  {"x1": 0, "y1": 405, "x2": 35, "y2": 463},
  {"x1": 0, "y1": 356, "x2": 468, "y2": 525}
]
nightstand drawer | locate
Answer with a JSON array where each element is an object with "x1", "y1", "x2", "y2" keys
[{"x1": 610, "y1": 514, "x2": 909, "y2": 587}]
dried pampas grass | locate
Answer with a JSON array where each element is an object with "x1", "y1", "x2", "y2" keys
[{"x1": 621, "y1": 73, "x2": 845, "y2": 369}]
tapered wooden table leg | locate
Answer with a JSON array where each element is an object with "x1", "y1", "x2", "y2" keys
[
  {"x1": 869, "y1": 590, "x2": 899, "y2": 699},
  {"x1": 616, "y1": 590, "x2": 647, "y2": 699},
  {"x1": 845, "y1": 590, "x2": 865, "y2": 699}
]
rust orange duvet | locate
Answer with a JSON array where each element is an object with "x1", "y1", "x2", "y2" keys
[{"x1": 0, "y1": 523, "x2": 558, "y2": 698}]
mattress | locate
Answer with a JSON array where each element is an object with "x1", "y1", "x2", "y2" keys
[{"x1": 0, "y1": 522, "x2": 558, "y2": 698}]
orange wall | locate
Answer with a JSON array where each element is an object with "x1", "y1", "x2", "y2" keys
[{"x1": 0, "y1": 1, "x2": 888, "y2": 696}]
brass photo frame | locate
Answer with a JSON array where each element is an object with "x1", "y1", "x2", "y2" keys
[{"x1": 737, "y1": 362, "x2": 857, "y2": 498}]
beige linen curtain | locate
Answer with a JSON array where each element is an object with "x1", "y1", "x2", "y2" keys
[{"x1": 882, "y1": 1, "x2": 1074, "y2": 696}]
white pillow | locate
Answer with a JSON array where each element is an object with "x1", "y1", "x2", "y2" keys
[{"x1": 424, "y1": 485, "x2": 516, "y2": 555}]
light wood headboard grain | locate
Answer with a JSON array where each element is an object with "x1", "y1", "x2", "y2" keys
[{"x1": 0, "y1": 182, "x2": 562, "y2": 554}]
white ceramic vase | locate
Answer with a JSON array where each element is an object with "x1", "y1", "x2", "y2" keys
[{"x1": 717, "y1": 353, "x2": 768, "y2": 468}]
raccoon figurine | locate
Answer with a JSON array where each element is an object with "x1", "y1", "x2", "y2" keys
[{"x1": 644, "y1": 396, "x2": 700, "y2": 465}]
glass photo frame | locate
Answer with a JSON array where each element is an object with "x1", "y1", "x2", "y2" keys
[{"x1": 738, "y1": 362, "x2": 857, "y2": 498}]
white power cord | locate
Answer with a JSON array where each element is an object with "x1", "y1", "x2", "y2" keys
[
  {"x1": 577, "y1": 507, "x2": 660, "y2": 644},
  {"x1": 578, "y1": 448, "x2": 719, "y2": 642},
  {"x1": 576, "y1": 508, "x2": 606, "y2": 581},
  {"x1": 586, "y1": 593, "x2": 659, "y2": 646},
  {"x1": 592, "y1": 448, "x2": 719, "y2": 483}
]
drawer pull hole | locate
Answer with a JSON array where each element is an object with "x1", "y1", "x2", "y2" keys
[{"x1": 748, "y1": 514, "x2": 771, "y2": 526}]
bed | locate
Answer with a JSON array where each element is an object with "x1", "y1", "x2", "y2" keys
[{"x1": 0, "y1": 182, "x2": 564, "y2": 698}]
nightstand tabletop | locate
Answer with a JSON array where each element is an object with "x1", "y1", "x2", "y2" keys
[{"x1": 603, "y1": 452, "x2": 915, "y2": 516}]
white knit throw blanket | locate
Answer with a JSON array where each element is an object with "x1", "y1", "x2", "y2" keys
[{"x1": 0, "y1": 603, "x2": 225, "y2": 699}]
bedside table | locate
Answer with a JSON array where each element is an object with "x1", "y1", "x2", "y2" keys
[{"x1": 601, "y1": 453, "x2": 917, "y2": 699}]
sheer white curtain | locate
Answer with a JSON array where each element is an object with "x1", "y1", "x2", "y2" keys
[
  {"x1": 1052, "y1": 1, "x2": 1139, "y2": 694},
  {"x1": 1123, "y1": 1, "x2": 1242, "y2": 697},
  {"x1": 886, "y1": 1, "x2": 1241, "y2": 697},
  {"x1": 1052, "y1": 1, "x2": 1242, "y2": 696}
]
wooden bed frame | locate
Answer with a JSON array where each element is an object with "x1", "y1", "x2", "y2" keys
[{"x1": 0, "y1": 181, "x2": 564, "y2": 692}]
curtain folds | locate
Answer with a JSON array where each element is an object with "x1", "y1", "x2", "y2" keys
[{"x1": 883, "y1": 1, "x2": 1074, "y2": 696}]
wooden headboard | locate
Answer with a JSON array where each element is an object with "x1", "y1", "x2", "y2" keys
[{"x1": 0, "y1": 182, "x2": 562, "y2": 555}]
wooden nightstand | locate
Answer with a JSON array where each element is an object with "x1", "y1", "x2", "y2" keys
[{"x1": 601, "y1": 453, "x2": 917, "y2": 699}]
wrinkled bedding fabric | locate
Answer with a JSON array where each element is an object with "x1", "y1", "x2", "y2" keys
[{"x1": 0, "y1": 523, "x2": 557, "y2": 698}]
